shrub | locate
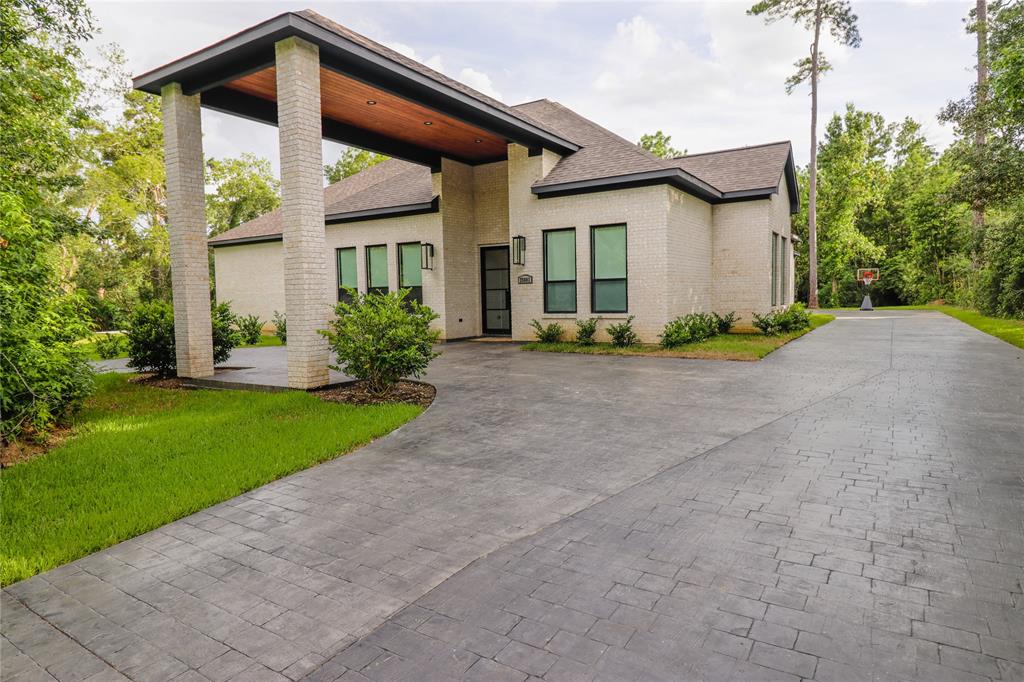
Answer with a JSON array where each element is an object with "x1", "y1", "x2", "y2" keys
[
  {"x1": 236, "y1": 314, "x2": 264, "y2": 345},
  {"x1": 713, "y1": 311, "x2": 738, "y2": 334},
  {"x1": 1, "y1": 194, "x2": 94, "y2": 441},
  {"x1": 529, "y1": 319, "x2": 564, "y2": 343},
  {"x1": 320, "y1": 289, "x2": 440, "y2": 396},
  {"x1": 660, "y1": 312, "x2": 719, "y2": 348},
  {"x1": 127, "y1": 301, "x2": 241, "y2": 377},
  {"x1": 607, "y1": 316, "x2": 639, "y2": 347},
  {"x1": 272, "y1": 310, "x2": 287, "y2": 344},
  {"x1": 94, "y1": 334, "x2": 125, "y2": 359},
  {"x1": 575, "y1": 317, "x2": 600, "y2": 346},
  {"x1": 211, "y1": 302, "x2": 241, "y2": 365},
  {"x1": 753, "y1": 303, "x2": 811, "y2": 336},
  {"x1": 126, "y1": 301, "x2": 177, "y2": 377}
]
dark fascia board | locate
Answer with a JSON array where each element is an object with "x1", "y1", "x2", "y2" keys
[
  {"x1": 782, "y1": 145, "x2": 800, "y2": 214},
  {"x1": 133, "y1": 12, "x2": 579, "y2": 156},
  {"x1": 532, "y1": 168, "x2": 722, "y2": 203},
  {"x1": 209, "y1": 234, "x2": 283, "y2": 247},
  {"x1": 325, "y1": 196, "x2": 439, "y2": 224}
]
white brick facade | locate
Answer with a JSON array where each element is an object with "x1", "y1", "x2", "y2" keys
[
  {"x1": 162, "y1": 83, "x2": 214, "y2": 378},
  {"x1": 214, "y1": 152, "x2": 794, "y2": 344}
]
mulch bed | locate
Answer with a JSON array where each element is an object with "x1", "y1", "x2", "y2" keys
[
  {"x1": 129, "y1": 374, "x2": 189, "y2": 390},
  {"x1": 315, "y1": 380, "x2": 435, "y2": 408}
]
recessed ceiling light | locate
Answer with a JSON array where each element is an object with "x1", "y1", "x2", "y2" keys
[
  {"x1": 474, "y1": 139, "x2": 483, "y2": 143},
  {"x1": 423, "y1": 121, "x2": 433, "y2": 125},
  {"x1": 366, "y1": 99, "x2": 377, "y2": 105}
]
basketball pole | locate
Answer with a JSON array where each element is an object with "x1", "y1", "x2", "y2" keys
[{"x1": 858, "y1": 270, "x2": 876, "y2": 311}]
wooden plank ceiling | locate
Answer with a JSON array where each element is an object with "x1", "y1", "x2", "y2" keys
[{"x1": 225, "y1": 66, "x2": 508, "y2": 161}]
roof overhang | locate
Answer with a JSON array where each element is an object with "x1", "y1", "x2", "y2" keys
[
  {"x1": 133, "y1": 12, "x2": 579, "y2": 169},
  {"x1": 781, "y1": 145, "x2": 800, "y2": 214}
]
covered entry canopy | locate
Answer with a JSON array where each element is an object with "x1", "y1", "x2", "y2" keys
[{"x1": 133, "y1": 10, "x2": 579, "y2": 168}]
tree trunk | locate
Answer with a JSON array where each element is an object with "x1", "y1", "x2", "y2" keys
[
  {"x1": 972, "y1": 0, "x2": 988, "y2": 236},
  {"x1": 807, "y1": 0, "x2": 823, "y2": 309}
]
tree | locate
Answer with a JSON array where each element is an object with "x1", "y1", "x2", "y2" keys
[
  {"x1": 1, "y1": 0, "x2": 96, "y2": 440},
  {"x1": 324, "y1": 147, "x2": 387, "y2": 183},
  {"x1": 748, "y1": 0, "x2": 861, "y2": 308},
  {"x1": 638, "y1": 131, "x2": 685, "y2": 158},
  {"x1": 206, "y1": 153, "x2": 280, "y2": 237}
]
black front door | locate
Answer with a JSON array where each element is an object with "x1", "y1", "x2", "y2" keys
[{"x1": 481, "y1": 246, "x2": 511, "y2": 335}]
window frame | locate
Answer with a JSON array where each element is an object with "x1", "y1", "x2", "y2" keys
[
  {"x1": 542, "y1": 227, "x2": 577, "y2": 314},
  {"x1": 780, "y1": 236, "x2": 788, "y2": 304},
  {"x1": 590, "y1": 223, "x2": 628, "y2": 314},
  {"x1": 397, "y1": 241, "x2": 423, "y2": 305},
  {"x1": 336, "y1": 247, "x2": 357, "y2": 303},
  {"x1": 771, "y1": 232, "x2": 779, "y2": 307},
  {"x1": 365, "y1": 244, "x2": 389, "y2": 296}
]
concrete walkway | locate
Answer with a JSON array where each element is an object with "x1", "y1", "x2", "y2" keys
[{"x1": 4, "y1": 311, "x2": 1022, "y2": 681}]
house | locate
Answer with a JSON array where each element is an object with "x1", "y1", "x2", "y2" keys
[{"x1": 134, "y1": 9, "x2": 798, "y2": 388}]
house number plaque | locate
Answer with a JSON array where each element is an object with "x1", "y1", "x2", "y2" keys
[{"x1": 517, "y1": 274, "x2": 533, "y2": 284}]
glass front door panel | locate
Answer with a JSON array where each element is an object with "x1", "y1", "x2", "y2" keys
[{"x1": 481, "y1": 246, "x2": 511, "y2": 335}]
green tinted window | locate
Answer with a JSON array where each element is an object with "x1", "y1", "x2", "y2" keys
[
  {"x1": 399, "y1": 243, "x2": 422, "y2": 287},
  {"x1": 337, "y1": 248, "x2": 357, "y2": 289},
  {"x1": 367, "y1": 245, "x2": 388, "y2": 291},
  {"x1": 544, "y1": 229, "x2": 576, "y2": 313},
  {"x1": 592, "y1": 225, "x2": 626, "y2": 279}
]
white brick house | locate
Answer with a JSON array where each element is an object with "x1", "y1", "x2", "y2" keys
[{"x1": 135, "y1": 9, "x2": 798, "y2": 386}]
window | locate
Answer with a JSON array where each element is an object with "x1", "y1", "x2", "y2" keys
[
  {"x1": 336, "y1": 247, "x2": 357, "y2": 303},
  {"x1": 398, "y1": 242, "x2": 423, "y2": 305},
  {"x1": 543, "y1": 228, "x2": 576, "y2": 313},
  {"x1": 591, "y1": 224, "x2": 627, "y2": 313},
  {"x1": 771, "y1": 233, "x2": 779, "y2": 306},
  {"x1": 366, "y1": 244, "x2": 388, "y2": 295},
  {"x1": 780, "y1": 237, "x2": 788, "y2": 304}
]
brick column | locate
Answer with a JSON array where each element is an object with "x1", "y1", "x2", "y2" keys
[
  {"x1": 162, "y1": 83, "x2": 214, "y2": 378},
  {"x1": 276, "y1": 37, "x2": 329, "y2": 389}
]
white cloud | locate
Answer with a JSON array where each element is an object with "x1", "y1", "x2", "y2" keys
[{"x1": 458, "y1": 67, "x2": 502, "y2": 100}]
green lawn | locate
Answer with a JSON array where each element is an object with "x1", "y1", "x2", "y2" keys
[
  {"x1": 80, "y1": 333, "x2": 283, "y2": 360},
  {"x1": 523, "y1": 314, "x2": 835, "y2": 361},
  {"x1": 0, "y1": 374, "x2": 421, "y2": 585},
  {"x1": 834, "y1": 304, "x2": 1024, "y2": 349}
]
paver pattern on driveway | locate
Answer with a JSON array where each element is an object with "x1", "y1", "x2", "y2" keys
[{"x1": 4, "y1": 311, "x2": 1022, "y2": 681}]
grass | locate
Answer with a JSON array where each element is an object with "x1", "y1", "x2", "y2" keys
[
  {"x1": 0, "y1": 374, "x2": 422, "y2": 585},
  {"x1": 522, "y1": 314, "x2": 835, "y2": 361},
  {"x1": 833, "y1": 304, "x2": 1024, "y2": 349},
  {"x1": 80, "y1": 333, "x2": 284, "y2": 360}
]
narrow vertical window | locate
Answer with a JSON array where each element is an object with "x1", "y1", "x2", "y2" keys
[
  {"x1": 336, "y1": 247, "x2": 357, "y2": 303},
  {"x1": 398, "y1": 242, "x2": 423, "y2": 305},
  {"x1": 543, "y1": 228, "x2": 576, "y2": 313},
  {"x1": 771, "y1": 233, "x2": 779, "y2": 306},
  {"x1": 591, "y1": 224, "x2": 627, "y2": 313},
  {"x1": 366, "y1": 244, "x2": 388, "y2": 295},
  {"x1": 780, "y1": 237, "x2": 788, "y2": 304}
]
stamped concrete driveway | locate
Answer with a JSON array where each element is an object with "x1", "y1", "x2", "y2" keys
[{"x1": 3, "y1": 311, "x2": 1022, "y2": 681}]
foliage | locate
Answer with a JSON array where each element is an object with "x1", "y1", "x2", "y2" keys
[
  {"x1": 93, "y1": 334, "x2": 125, "y2": 359},
  {"x1": 235, "y1": 314, "x2": 264, "y2": 345},
  {"x1": 638, "y1": 131, "x2": 684, "y2": 158},
  {"x1": 976, "y1": 208, "x2": 1024, "y2": 317},
  {"x1": 0, "y1": 372, "x2": 421, "y2": 585},
  {"x1": 206, "y1": 154, "x2": 280, "y2": 237},
  {"x1": 575, "y1": 317, "x2": 600, "y2": 345},
  {"x1": 529, "y1": 319, "x2": 564, "y2": 343},
  {"x1": 660, "y1": 313, "x2": 720, "y2": 348},
  {"x1": 210, "y1": 301, "x2": 241, "y2": 365},
  {"x1": 713, "y1": 312, "x2": 738, "y2": 334},
  {"x1": 321, "y1": 289, "x2": 440, "y2": 395},
  {"x1": 0, "y1": 194, "x2": 94, "y2": 442},
  {"x1": 324, "y1": 147, "x2": 388, "y2": 183},
  {"x1": 125, "y1": 301, "x2": 176, "y2": 377},
  {"x1": 272, "y1": 310, "x2": 287, "y2": 344},
  {"x1": 607, "y1": 316, "x2": 639, "y2": 347},
  {"x1": 126, "y1": 300, "x2": 240, "y2": 377},
  {"x1": 753, "y1": 303, "x2": 812, "y2": 336}
]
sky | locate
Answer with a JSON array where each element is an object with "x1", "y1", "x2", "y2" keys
[{"x1": 88, "y1": 0, "x2": 979, "y2": 174}]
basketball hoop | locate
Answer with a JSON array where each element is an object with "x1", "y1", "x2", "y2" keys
[
  {"x1": 856, "y1": 268, "x2": 879, "y2": 287},
  {"x1": 856, "y1": 268, "x2": 879, "y2": 311}
]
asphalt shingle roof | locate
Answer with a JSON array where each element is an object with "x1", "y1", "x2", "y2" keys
[{"x1": 209, "y1": 99, "x2": 793, "y2": 245}]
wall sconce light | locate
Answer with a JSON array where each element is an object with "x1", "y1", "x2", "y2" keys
[
  {"x1": 420, "y1": 242, "x2": 435, "y2": 270},
  {"x1": 512, "y1": 235, "x2": 526, "y2": 265}
]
